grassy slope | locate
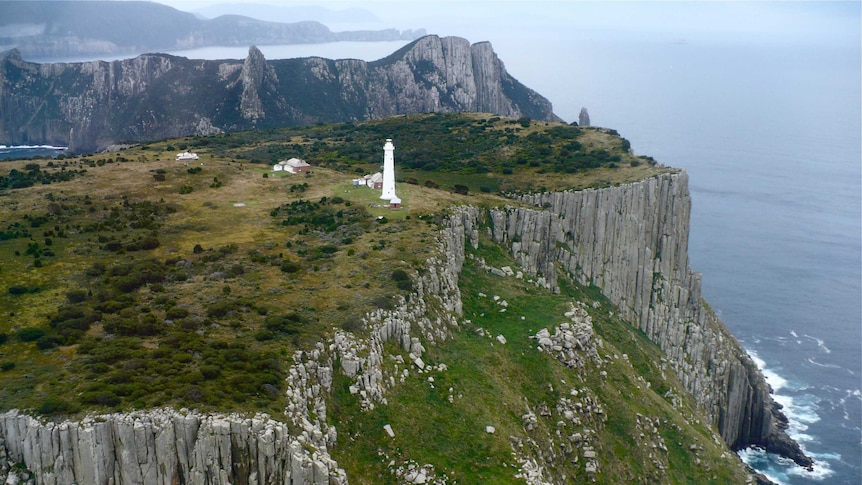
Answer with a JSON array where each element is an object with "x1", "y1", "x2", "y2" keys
[
  {"x1": 0, "y1": 114, "x2": 748, "y2": 482},
  {"x1": 328, "y1": 237, "x2": 749, "y2": 484}
]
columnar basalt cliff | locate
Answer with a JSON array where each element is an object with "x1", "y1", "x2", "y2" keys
[
  {"x1": 0, "y1": 36, "x2": 558, "y2": 152},
  {"x1": 0, "y1": 408, "x2": 345, "y2": 485},
  {"x1": 488, "y1": 172, "x2": 811, "y2": 468}
]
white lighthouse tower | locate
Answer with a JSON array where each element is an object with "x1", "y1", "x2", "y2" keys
[{"x1": 380, "y1": 138, "x2": 397, "y2": 201}]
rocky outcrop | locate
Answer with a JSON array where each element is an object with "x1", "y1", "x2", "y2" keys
[
  {"x1": 239, "y1": 46, "x2": 275, "y2": 120},
  {"x1": 578, "y1": 108, "x2": 590, "y2": 127},
  {"x1": 487, "y1": 172, "x2": 811, "y2": 468},
  {"x1": 0, "y1": 408, "x2": 345, "y2": 485},
  {"x1": 0, "y1": 36, "x2": 559, "y2": 152}
]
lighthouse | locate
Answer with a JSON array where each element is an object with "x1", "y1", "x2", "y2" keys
[{"x1": 380, "y1": 138, "x2": 397, "y2": 201}]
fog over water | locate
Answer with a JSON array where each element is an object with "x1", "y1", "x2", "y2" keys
[{"x1": 21, "y1": 1, "x2": 862, "y2": 483}]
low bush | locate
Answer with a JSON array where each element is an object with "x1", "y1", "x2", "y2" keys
[
  {"x1": 36, "y1": 397, "x2": 78, "y2": 415},
  {"x1": 17, "y1": 327, "x2": 45, "y2": 342}
]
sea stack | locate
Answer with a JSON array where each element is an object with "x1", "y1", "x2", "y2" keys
[
  {"x1": 381, "y1": 138, "x2": 397, "y2": 201},
  {"x1": 579, "y1": 108, "x2": 590, "y2": 127}
]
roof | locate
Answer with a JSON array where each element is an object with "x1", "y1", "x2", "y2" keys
[{"x1": 279, "y1": 158, "x2": 310, "y2": 168}]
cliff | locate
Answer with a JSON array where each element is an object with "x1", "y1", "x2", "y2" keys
[
  {"x1": 488, "y1": 172, "x2": 811, "y2": 468},
  {"x1": 0, "y1": 168, "x2": 809, "y2": 483},
  {"x1": 0, "y1": 408, "x2": 345, "y2": 485},
  {"x1": 0, "y1": 36, "x2": 558, "y2": 152},
  {"x1": 0, "y1": 1, "x2": 423, "y2": 60}
]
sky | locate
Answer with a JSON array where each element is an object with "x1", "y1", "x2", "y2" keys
[{"x1": 153, "y1": 0, "x2": 861, "y2": 47}]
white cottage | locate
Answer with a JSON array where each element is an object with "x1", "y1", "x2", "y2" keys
[
  {"x1": 176, "y1": 152, "x2": 199, "y2": 161},
  {"x1": 274, "y1": 158, "x2": 311, "y2": 173}
]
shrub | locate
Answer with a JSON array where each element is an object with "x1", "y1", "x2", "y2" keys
[
  {"x1": 254, "y1": 330, "x2": 276, "y2": 341},
  {"x1": 17, "y1": 327, "x2": 45, "y2": 342},
  {"x1": 36, "y1": 335, "x2": 62, "y2": 350},
  {"x1": 0, "y1": 333, "x2": 6, "y2": 345},
  {"x1": 8, "y1": 285, "x2": 37, "y2": 295},
  {"x1": 396, "y1": 279, "x2": 413, "y2": 291},
  {"x1": 264, "y1": 313, "x2": 304, "y2": 334},
  {"x1": 280, "y1": 260, "x2": 302, "y2": 273},
  {"x1": 166, "y1": 307, "x2": 190, "y2": 320},
  {"x1": 1, "y1": 362, "x2": 14, "y2": 371},
  {"x1": 207, "y1": 300, "x2": 242, "y2": 318},
  {"x1": 200, "y1": 365, "x2": 221, "y2": 379},
  {"x1": 81, "y1": 390, "x2": 120, "y2": 407},
  {"x1": 36, "y1": 397, "x2": 78, "y2": 415},
  {"x1": 66, "y1": 289, "x2": 88, "y2": 303}
]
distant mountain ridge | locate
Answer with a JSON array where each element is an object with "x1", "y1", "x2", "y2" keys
[
  {"x1": 0, "y1": 36, "x2": 559, "y2": 152},
  {"x1": 0, "y1": 0, "x2": 424, "y2": 61}
]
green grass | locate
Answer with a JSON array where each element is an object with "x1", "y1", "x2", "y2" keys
[{"x1": 328, "y1": 234, "x2": 749, "y2": 484}]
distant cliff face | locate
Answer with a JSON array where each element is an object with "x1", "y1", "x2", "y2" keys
[
  {"x1": 0, "y1": 1, "x2": 423, "y2": 60},
  {"x1": 0, "y1": 37, "x2": 559, "y2": 152}
]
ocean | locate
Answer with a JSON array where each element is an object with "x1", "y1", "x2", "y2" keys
[
  {"x1": 540, "y1": 34, "x2": 861, "y2": 485},
  {"x1": 6, "y1": 3, "x2": 860, "y2": 482},
  {"x1": 0, "y1": 145, "x2": 67, "y2": 161}
]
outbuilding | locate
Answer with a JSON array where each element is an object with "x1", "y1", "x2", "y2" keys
[{"x1": 273, "y1": 158, "x2": 311, "y2": 173}]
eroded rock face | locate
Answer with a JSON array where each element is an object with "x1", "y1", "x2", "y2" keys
[
  {"x1": 489, "y1": 172, "x2": 811, "y2": 468},
  {"x1": 0, "y1": 36, "x2": 559, "y2": 152},
  {"x1": 0, "y1": 408, "x2": 345, "y2": 485}
]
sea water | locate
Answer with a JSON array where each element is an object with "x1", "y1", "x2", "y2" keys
[
  {"x1": 0, "y1": 145, "x2": 67, "y2": 161},
  {"x1": 527, "y1": 35, "x2": 861, "y2": 485}
]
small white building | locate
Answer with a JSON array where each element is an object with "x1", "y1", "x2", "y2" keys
[
  {"x1": 353, "y1": 172, "x2": 384, "y2": 189},
  {"x1": 176, "y1": 151, "x2": 199, "y2": 161},
  {"x1": 273, "y1": 158, "x2": 311, "y2": 173},
  {"x1": 389, "y1": 196, "x2": 402, "y2": 209}
]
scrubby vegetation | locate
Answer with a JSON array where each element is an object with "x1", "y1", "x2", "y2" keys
[
  {"x1": 181, "y1": 112, "x2": 665, "y2": 194},
  {"x1": 0, "y1": 114, "x2": 742, "y2": 483}
]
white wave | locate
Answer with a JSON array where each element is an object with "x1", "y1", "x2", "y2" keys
[
  {"x1": 790, "y1": 330, "x2": 798, "y2": 338},
  {"x1": 803, "y1": 334, "x2": 831, "y2": 354},
  {"x1": 738, "y1": 448, "x2": 789, "y2": 485},
  {"x1": 741, "y1": 348, "x2": 840, "y2": 482},
  {"x1": 739, "y1": 446, "x2": 836, "y2": 483},
  {"x1": 806, "y1": 358, "x2": 843, "y2": 370},
  {"x1": 0, "y1": 144, "x2": 67, "y2": 150}
]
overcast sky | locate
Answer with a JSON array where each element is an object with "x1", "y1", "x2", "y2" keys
[{"x1": 154, "y1": 0, "x2": 860, "y2": 46}]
